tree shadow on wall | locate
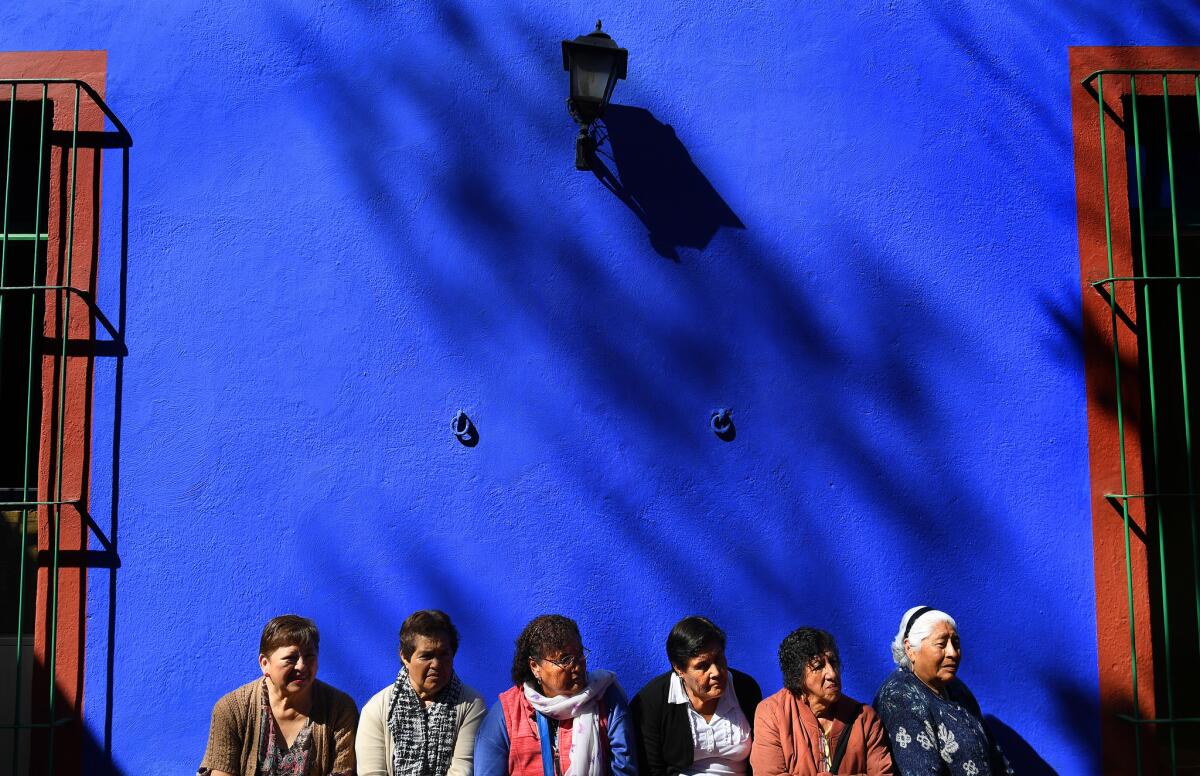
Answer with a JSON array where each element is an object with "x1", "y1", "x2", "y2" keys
[
  {"x1": 585, "y1": 105, "x2": 744, "y2": 261},
  {"x1": 985, "y1": 715, "x2": 1057, "y2": 775}
]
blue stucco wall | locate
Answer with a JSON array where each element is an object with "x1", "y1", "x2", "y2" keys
[{"x1": 4, "y1": 1, "x2": 1200, "y2": 773}]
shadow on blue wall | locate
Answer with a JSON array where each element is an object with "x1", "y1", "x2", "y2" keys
[
  {"x1": 987, "y1": 715, "x2": 1058, "y2": 775},
  {"x1": 83, "y1": 735, "x2": 127, "y2": 776},
  {"x1": 586, "y1": 106, "x2": 744, "y2": 261}
]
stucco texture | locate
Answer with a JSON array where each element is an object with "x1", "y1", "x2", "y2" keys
[{"x1": 3, "y1": 1, "x2": 1198, "y2": 774}]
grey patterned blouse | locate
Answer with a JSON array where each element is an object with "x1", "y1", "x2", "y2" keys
[{"x1": 872, "y1": 668, "x2": 1012, "y2": 776}]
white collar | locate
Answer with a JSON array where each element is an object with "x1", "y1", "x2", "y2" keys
[
  {"x1": 668, "y1": 672, "x2": 741, "y2": 709},
  {"x1": 668, "y1": 673, "x2": 690, "y2": 704}
]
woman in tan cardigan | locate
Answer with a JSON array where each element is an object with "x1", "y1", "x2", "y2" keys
[
  {"x1": 750, "y1": 628, "x2": 893, "y2": 776},
  {"x1": 198, "y1": 614, "x2": 358, "y2": 776}
]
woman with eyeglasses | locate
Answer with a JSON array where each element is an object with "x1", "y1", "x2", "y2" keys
[
  {"x1": 750, "y1": 627, "x2": 893, "y2": 776},
  {"x1": 356, "y1": 609, "x2": 488, "y2": 776},
  {"x1": 631, "y1": 616, "x2": 761, "y2": 776},
  {"x1": 474, "y1": 614, "x2": 636, "y2": 776}
]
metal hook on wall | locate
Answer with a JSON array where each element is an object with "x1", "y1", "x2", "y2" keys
[
  {"x1": 452, "y1": 410, "x2": 478, "y2": 447},
  {"x1": 710, "y1": 407, "x2": 735, "y2": 441}
]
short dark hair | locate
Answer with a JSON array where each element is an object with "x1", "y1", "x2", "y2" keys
[
  {"x1": 399, "y1": 609, "x2": 460, "y2": 660},
  {"x1": 510, "y1": 614, "x2": 582, "y2": 686},
  {"x1": 260, "y1": 614, "x2": 319, "y2": 657},
  {"x1": 778, "y1": 627, "x2": 839, "y2": 691},
  {"x1": 666, "y1": 616, "x2": 726, "y2": 669}
]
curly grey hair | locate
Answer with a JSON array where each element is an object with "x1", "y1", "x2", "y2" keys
[{"x1": 890, "y1": 606, "x2": 957, "y2": 669}]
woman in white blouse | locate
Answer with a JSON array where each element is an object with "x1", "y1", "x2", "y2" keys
[{"x1": 632, "y1": 617, "x2": 763, "y2": 776}]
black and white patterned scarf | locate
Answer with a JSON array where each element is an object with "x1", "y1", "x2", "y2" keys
[{"x1": 387, "y1": 666, "x2": 465, "y2": 776}]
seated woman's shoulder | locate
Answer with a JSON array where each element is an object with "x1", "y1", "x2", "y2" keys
[
  {"x1": 314, "y1": 679, "x2": 359, "y2": 718},
  {"x1": 753, "y1": 686, "x2": 794, "y2": 719},
  {"x1": 211, "y1": 679, "x2": 260, "y2": 716},
  {"x1": 873, "y1": 668, "x2": 911, "y2": 700},
  {"x1": 756, "y1": 686, "x2": 789, "y2": 705},
  {"x1": 364, "y1": 683, "x2": 392, "y2": 707},
  {"x1": 634, "y1": 670, "x2": 674, "y2": 698},
  {"x1": 730, "y1": 668, "x2": 762, "y2": 696},
  {"x1": 605, "y1": 677, "x2": 631, "y2": 704},
  {"x1": 459, "y1": 682, "x2": 488, "y2": 717},
  {"x1": 460, "y1": 681, "x2": 486, "y2": 705}
]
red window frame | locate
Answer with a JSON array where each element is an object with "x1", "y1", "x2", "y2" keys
[
  {"x1": 1069, "y1": 46, "x2": 1200, "y2": 775},
  {"x1": 0, "y1": 50, "x2": 107, "y2": 774}
]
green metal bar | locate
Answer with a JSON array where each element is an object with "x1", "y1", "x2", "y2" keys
[
  {"x1": 1098, "y1": 73, "x2": 1144, "y2": 773},
  {"x1": 0, "y1": 284, "x2": 123, "y2": 346},
  {"x1": 1084, "y1": 69, "x2": 1200, "y2": 87},
  {"x1": 1171, "y1": 78, "x2": 1200, "y2": 703},
  {"x1": 0, "y1": 284, "x2": 96, "y2": 294},
  {"x1": 46, "y1": 83, "x2": 81, "y2": 776},
  {"x1": 0, "y1": 719, "x2": 73, "y2": 731},
  {"x1": 0, "y1": 233, "x2": 48, "y2": 241},
  {"x1": 1091, "y1": 276, "x2": 1200, "y2": 286},
  {"x1": 0, "y1": 501, "x2": 78, "y2": 508},
  {"x1": 1131, "y1": 75, "x2": 1177, "y2": 774},
  {"x1": 1106, "y1": 493, "x2": 1200, "y2": 500},
  {"x1": 8, "y1": 508, "x2": 28, "y2": 774},
  {"x1": 2, "y1": 81, "x2": 20, "y2": 776},
  {"x1": 0, "y1": 85, "x2": 15, "y2": 364},
  {"x1": 1187, "y1": 76, "x2": 1200, "y2": 715},
  {"x1": 0, "y1": 79, "x2": 130, "y2": 144},
  {"x1": 13, "y1": 82, "x2": 46, "y2": 776},
  {"x1": 22, "y1": 88, "x2": 47, "y2": 512},
  {"x1": 1117, "y1": 716, "x2": 1200, "y2": 725}
]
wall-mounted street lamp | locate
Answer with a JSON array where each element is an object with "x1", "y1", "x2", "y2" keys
[{"x1": 562, "y1": 21, "x2": 627, "y2": 170}]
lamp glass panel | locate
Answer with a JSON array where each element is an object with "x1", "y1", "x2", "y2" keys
[{"x1": 570, "y1": 46, "x2": 617, "y2": 102}]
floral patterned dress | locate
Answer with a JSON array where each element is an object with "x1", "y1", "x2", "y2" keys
[
  {"x1": 872, "y1": 668, "x2": 1011, "y2": 776},
  {"x1": 258, "y1": 679, "x2": 315, "y2": 776}
]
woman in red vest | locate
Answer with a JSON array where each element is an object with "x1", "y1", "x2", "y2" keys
[{"x1": 474, "y1": 614, "x2": 637, "y2": 776}]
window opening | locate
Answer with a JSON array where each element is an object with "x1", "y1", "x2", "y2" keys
[
  {"x1": 1, "y1": 97, "x2": 50, "y2": 637},
  {"x1": 1087, "y1": 69, "x2": 1200, "y2": 776},
  {"x1": 0, "y1": 87, "x2": 51, "y2": 776},
  {"x1": 1122, "y1": 91, "x2": 1200, "y2": 754}
]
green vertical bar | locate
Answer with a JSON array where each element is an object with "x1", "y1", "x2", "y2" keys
[
  {"x1": 22, "y1": 84, "x2": 47, "y2": 512},
  {"x1": 11, "y1": 81, "x2": 46, "y2": 776},
  {"x1": 1183, "y1": 75, "x2": 1200, "y2": 685},
  {"x1": 0, "y1": 82, "x2": 15, "y2": 774},
  {"x1": 47, "y1": 83, "x2": 80, "y2": 776},
  {"x1": 1162, "y1": 79, "x2": 1200, "y2": 770},
  {"x1": 1098, "y1": 74, "x2": 1144, "y2": 773},
  {"x1": 0, "y1": 84, "x2": 15, "y2": 367},
  {"x1": 1130, "y1": 74, "x2": 1177, "y2": 774}
]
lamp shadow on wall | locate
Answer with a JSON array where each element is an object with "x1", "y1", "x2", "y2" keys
[{"x1": 584, "y1": 105, "x2": 743, "y2": 261}]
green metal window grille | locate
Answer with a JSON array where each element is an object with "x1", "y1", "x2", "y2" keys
[
  {"x1": 0, "y1": 79, "x2": 128, "y2": 776},
  {"x1": 1084, "y1": 69, "x2": 1200, "y2": 776}
]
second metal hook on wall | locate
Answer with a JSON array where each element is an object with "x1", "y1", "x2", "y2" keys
[
  {"x1": 710, "y1": 407, "x2": 735, "y2": 441},
  {"x1": 452, "y1": 410, "x2": 478, "y2": 447}
]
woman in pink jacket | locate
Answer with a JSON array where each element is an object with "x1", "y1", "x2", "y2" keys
[{"x1": 750, "y1": 628, "x2": 893, "y2": 776}]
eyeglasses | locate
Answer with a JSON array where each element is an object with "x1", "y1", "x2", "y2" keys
[{"x1": 539, "y1": 646, "x2": 590, "y2": 670}]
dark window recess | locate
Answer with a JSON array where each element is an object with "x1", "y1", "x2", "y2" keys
[
  {"x1": 1123, "y1": 93, "x2": 1200, "y2": 727},
  {"x1": 0, "y1": 99, "x2": 50, "y2": 637}
]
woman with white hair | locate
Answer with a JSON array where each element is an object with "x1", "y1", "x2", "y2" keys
[{"x1": 872, "y1": 607, "x2": 1012, "y2": 776}]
